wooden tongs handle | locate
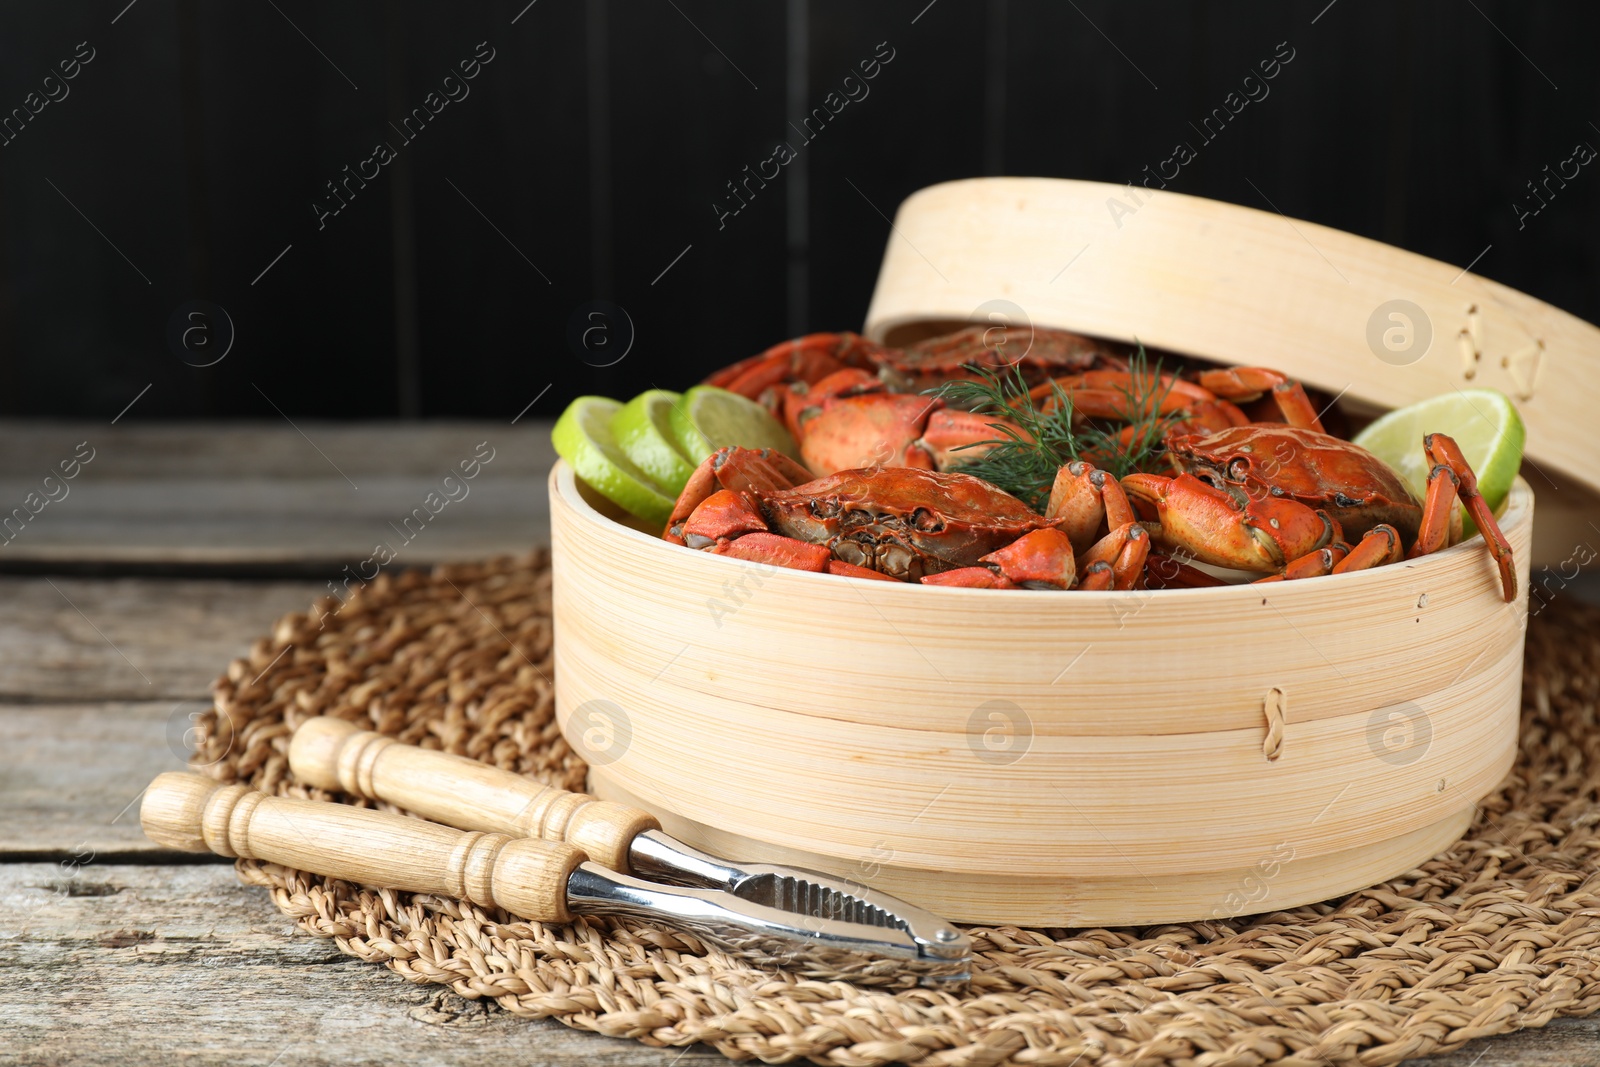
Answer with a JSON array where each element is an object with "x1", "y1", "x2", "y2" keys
[
  {"x1": 289, "y1": 717, "x2": 659, "y2": 874},
  {"x1": 140, "y1": 771, "x2": 584, "y2": 922}
]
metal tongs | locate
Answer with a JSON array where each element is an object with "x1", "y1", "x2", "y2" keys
[{"x1": 140, "y1": 716, "x2": 970, "y2": 987}]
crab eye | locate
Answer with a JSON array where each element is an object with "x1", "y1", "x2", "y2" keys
[
  {"x1": 910, "y1": 507, "x2": 944, "y2": 532},
  {"x1": 809, "y1": 498, "x2": 840, "y2": 518},
  {"x1": 1228, "y1": 457, "x2": 1251, "y2": 480}
]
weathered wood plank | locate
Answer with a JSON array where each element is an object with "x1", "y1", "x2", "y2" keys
[
  {"x1": 0, "y1": 864, "x2": 725, "y2": 1066},
  {"x1": 0, "y1": 422, "x2": 556, "y2": 566},
  {"x1": 0, "y1": 422, "x2": 557, "y2": 477},
  {"x1": 1, "y1": 703, "x2": 190, "y2": 859},
  {"x1": 5, "y1": 691, "x2": 1597, "y2": 1067},
  {"x1": 2, "y1": 862, "x2": 1593, "y2": 1067},
  {"x1": 0, "y1": 578, "x2": 324, "y2": 702},
  {"x1": 1403, "y1": 1021, "x2": 1600, "y2": 1067}
]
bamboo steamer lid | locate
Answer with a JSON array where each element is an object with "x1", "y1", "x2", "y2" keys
[{"x1": 862, "y1": 177, "x2": 1600, "y2": 520}]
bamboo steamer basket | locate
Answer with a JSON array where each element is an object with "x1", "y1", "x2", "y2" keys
[
  {"x1": 552, "y1": 469, "x2": 1533, "y2": 925},
  {"x1": 549, "y1": 178, "x2": 1578, "y2": 927}
]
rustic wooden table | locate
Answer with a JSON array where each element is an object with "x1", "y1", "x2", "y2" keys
[{"x1": 3, "y1": 421, "x2": 1594, "y2": 1066}]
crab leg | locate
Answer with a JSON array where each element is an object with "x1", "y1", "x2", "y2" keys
[
  {"x1": 1330, "y1": 525, "x2": 1402, "y2": 576},
  {"x1": 1033, "y1": 369, "x2": 1214, "y2": 403},
  {"x1": 1026, "y1": 368, "x2": 1323, "y2": 438},
  {"x1": 1191, "y1": 368, "x2": 1324, "y2": 432},
  {"x1": 710, "y1": 531, "x2": 832, "y2": 572},
  {"x1": 1406, "y1": 433, "x2": 1517, "y2": 602},
  {"x1": 1030, "y1": 372, "x2": 1229, "y2": 424},
  {"x1": 1285, "y1": 541, "x2": 1354, "y2": 578},
  {"x1": 1255, "y1": 542, "x2": 1356, "y2": 585}
]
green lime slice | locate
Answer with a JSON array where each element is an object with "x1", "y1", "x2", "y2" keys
[
  {"x1": 669, "y1": 384, "x2": 801, "y2": 463},
  {"x1": 612, "y1": 390, "x2": 697, "y2": 495},
  {"x1": 1353, "y1": 388, "x2": 1525, "y2": 535},
  {"x1": 552, "y1": 396, "x2": 676, "y2": 528}
]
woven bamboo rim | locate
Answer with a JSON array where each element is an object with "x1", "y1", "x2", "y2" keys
[{"x1": 197, "y1": 553, "x2": 1600, "y2": 1067}]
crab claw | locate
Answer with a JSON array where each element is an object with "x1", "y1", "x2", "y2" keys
[
  {"x1": 918, "y1": 528, "x2": 1078, "y2": 590},
  {"x1": 665, "y1": 446, "x2": 813, "y2": 543},
  {"x1": 921, "y1": 567, "x2": 1020, "y2": 589},
  {"x1": 1121, "y1": 472, "x2": 1336, "y2": 572},
  {"x1": 981, "y1": 528, "x2": 1078, "y2": 589},
  {"x1": 1079, "y1": 522, "x2": 1150, "y2": 590},
  {"x1": 680, "y1": 489, "x2": 766, "y2": 549},
  {"x1": 1045, "y1": 461, "x2": 1138, "y2": 556},
  {"x1": 709, "y1": 531, "x2": 832, "y2": 571},
  {"x1": 1078, "y1": 561, "x2": 1116, "y2": 590}
]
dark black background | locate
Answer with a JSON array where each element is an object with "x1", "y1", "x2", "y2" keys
[{"x1": 0, "y1": 1, "x2": 1594, "y2": 421}]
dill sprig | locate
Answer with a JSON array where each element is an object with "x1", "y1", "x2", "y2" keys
[{"x1": 930, "y1": 346, "x2": 1180, "y2": 511}]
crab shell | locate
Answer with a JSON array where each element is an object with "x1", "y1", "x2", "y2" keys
[
  {"x1": 760, "y1": 467, "x2": 1059, "y2": 581},
  {"x1": 794, "y1": 392, "x2": 1021, "y2": 476},
  {"x1": 1168, "y1": 425, "x2": 1424, "y2": 541},
  {"x1": 879, "y1": 325, "x2": 1125, "y2": 393}
]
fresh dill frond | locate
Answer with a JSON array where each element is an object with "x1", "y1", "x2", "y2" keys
[
  {"x1": 1091, "y1": 349, "x2": 1181, "y2": 477},
  {"x1": 930, "y1": 346, "x2": 1181, "y2": 511}
]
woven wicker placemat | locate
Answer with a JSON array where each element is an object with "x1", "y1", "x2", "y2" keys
[{"x1": 195, "y1": 552, "x2": 1600, "y2": 1067}]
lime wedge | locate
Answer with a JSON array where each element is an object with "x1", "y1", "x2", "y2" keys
[
  {"x1": 669, "y1": 385, "x2": 801, "y2": 463},
  {"x1": 1353, "y1": 388, "x2": 1524, "y2": 534},
  {"x1": 612, "y1": 390, "x2": 697, "y2": 495},
  {"x1": 552, "y1": 396, "x2": 676, "y2": 528}
]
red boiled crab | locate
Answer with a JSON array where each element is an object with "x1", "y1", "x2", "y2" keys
[
  {"x1": 1012, "y1": 361, "x2": 1516, "y2": 600},
  {"x1": 663, "y1": 446, "x2": 1151, "y2": 590},
  {"x1": 1119, "y1": 424, "x2": 1518, "y2": 601},
  {"x1": 698, "y1": 335, "x2": 1517, "y2": 600}
]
